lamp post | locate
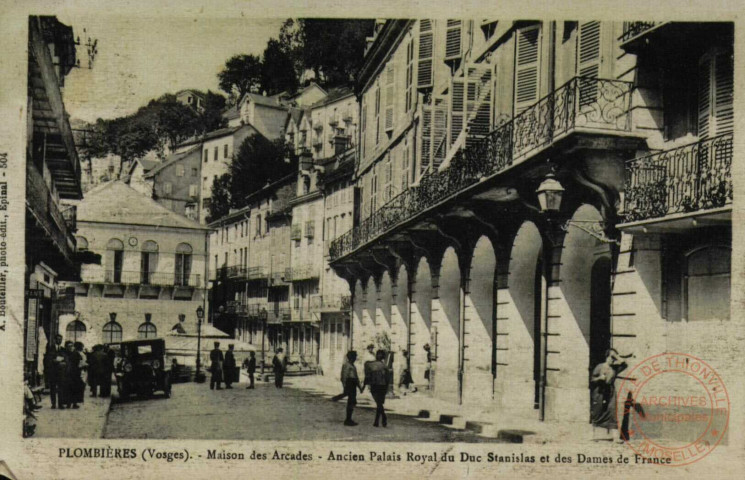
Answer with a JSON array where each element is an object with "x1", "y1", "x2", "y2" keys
[
  {"x1": 196, "y1": 305, "x2": 204, "y2": 382},
  {"x1": 260, "y1": 308, "x2": 268, "y2": 376}
]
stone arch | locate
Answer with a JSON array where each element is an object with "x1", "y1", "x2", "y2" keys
[
  {"x1": 410, "y1": 256, "x2": 433, "y2": 384},
  {"x1": 462, "y1": 235, "x2": 497, "y2": 404},
  {"x1": 377, "y1": 270, "x2": 393, "y2": 348},
  {"x1": 352, "y1": 278, "x2": 366, "y2": 352},
  {"x1": 498, "y1": 220, "x2": 544, "y2": 417},
  {"x1": 551, "y1": 204, "x2": 613, "y2": 422},
  {"x1": 391, "y1": 263, "x2": 410, "y2": 356},
  {"x1": 364, "y1": 276, "x2": 378, "y2": 347},
  {"x1": 435, "y1": 246, "x2": 462, "y2": 402}
]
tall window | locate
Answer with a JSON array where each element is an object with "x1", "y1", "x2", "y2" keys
[
  {"x1": 140, "y1": 240, "x2": 158, "y2": 285},
  {"x1": 66, "y1": 320, "x2": 86, "y2": 342},
  {"x1": 203, "y1": 150, "x2": 208, "y2": 163},
  {"x1": 698, "y1": 49, "x2": 734, "y2": 138},
  {"x1": 175, "y1": 243, "x2": 193, "y2": 286},
  {"x1": 256, "y1": 215, "x2": 262, "y2": 236},
  {"x1": 214, "y1": 146, "x2": 218, "y2": 162},
  {"x1": 684, "y1": 246, "x2": 730, "y2": 321},
  {"x1": 102, "y1": 321, "x2": 122, "y2": 343},
  {"x1": 138, "y1": 322, "x2": 157, "y2": 339},
  {"x1": 224, "y1": 144, "x2": 229, "y2": 158},
  {"x1": 106, "y1": 238, "x2": 124, "y2": 283}
]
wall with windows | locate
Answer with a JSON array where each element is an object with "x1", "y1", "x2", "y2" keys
[
  {"x1": 308, "y1": 92, "x2": 357, "y2": 161},
  {"x1": 150, "y1": 147, "x2": 202, "y2": 220},
  {"x1": 68, "y1": 220, "x2": 208, "y2": 347}
]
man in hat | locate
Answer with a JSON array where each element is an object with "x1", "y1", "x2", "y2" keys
[
  {"x1": 340, "y1": 350, "x2": 363, "y2": 426},
  {"x1": 245, "y1": 351, "x2": 257, "y2": 389},
  {"x1": 44, "y1": 334, "x2": 65, "y2": 409},
  {"x1": 272, "y1": 348, "x2": 287, "y2": 388},
  {"x1": 224, "y1": 344, "x2": 236, "y2": 389},
  {"x1": 209, "y1": 342, "x2": 224, "y2": 390}
]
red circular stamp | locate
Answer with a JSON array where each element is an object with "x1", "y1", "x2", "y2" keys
[{"x1": 615, "y1": 353, "x2": 729, "y2": 466}]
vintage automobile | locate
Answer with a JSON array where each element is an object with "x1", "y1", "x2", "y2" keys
[{"x1": 108, "y1": 338, "x2": 172, "y2": 400}]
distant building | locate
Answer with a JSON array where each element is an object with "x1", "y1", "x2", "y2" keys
[
  {"x1": 67, "y1": 182, "x2": 210, "y2": 346},
  {"x1": 175, "y1": 124, "x2": 261, "y2": 223},
  {"x1": 227, "y1": 92, "x2": 288, "y2": 140},
  {"x1": 209, "y1": 175, "x2": 296, "y2": 359},
  {"x1": 125, "y1": 156, "x2": 160, "y2": 196},
  {"x1": 25, "y1": 15, "x2": 83, "y2": 381},
  {"x1": 143, "y1": 145, "x2": 203, "y2": 221},
  {"x1": 176, "y1": 89, "x2": 206, "y2": 112}
]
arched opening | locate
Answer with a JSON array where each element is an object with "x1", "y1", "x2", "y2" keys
[
  {"x1": 464, "y1": 236, "x2": 497, "y2": 405},
  {"x1": 502, "y1": 221, "x2": 543, "y2": 416},
  {"x1": 106, "y1": 238, "x2": 124, "y2": 283},
  {"x1": 66, "y1": 320, "x2": 87, "y2": 343},
  {"x1": 558, "y1": 204, "x2": 612, "y2": 422},
  {"x1": 437, "y1": 247, "x2": 461, "y2": 402},
  {"x1": 175, "y1": 243, "x2": 193, "y2": 286},
  {"x1": 352, "y1": 279, "x2": 366, "y2": 352},
  {"x1": 365, "y1": 277, "x2": 378, "y2": 348},
  {"x1": 102, "y1": 321, "x2": 122, "y2": 343},
  {"x1": 392, "y1": 264, "x2": 409, "y2": 356},
  {"x1": 411, "y1": 257, "x2": 432, "y2": 386},
  {"x1": 141, "y1": 240, "x2": 159, "y2": 285},
  {"x1": 138, "y1": 322, "x2": 157, "y2": 339}
]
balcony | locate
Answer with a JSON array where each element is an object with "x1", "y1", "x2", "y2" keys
[
  {"x1": 290, "y1": 224, "x2": 302, "y2": 240},
  {"x1": 288, "y1": 264, "x2": 320, "y2": 281},
  {"x1": 26, "y1": 163, "x2": 76, "y2": 270},
  {"x1": 304, "y1": 220, "x2": 315, "y2": 238},
  {"x1": 620, "y1": 133, "x2": 732, "y2": 231},
  {"x1": 330, "y1": 76, "x2": 635, "y2": 262},
  {"x1": 619, "y1": 21, "x2": 660, "y2": 44},
  {"x1": 96, "y1": 270, "x2": 202, "y2": 287},
  {"x1": 310, "y1": 294, "x2": 352, "y2": 313}
]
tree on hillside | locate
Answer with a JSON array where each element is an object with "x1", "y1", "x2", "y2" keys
[
  {"x1": 229, "y1": 135, "x2": 297, "y2": 207},
  {"x1": 261, "y1": 38, "x2": 299, "y2": 96},
  {"x1": 201, "y1": 90, "x2": 228, "y2": 132},
  {"x1": 218, "y1": 54, "x2": 263, "y2": 103},
  {"x1": 207, "y1": 173, "x2": 232, "y2": 223},
  {"x1": 278, "y1": 19, "x2": 374, "y2": 87}
]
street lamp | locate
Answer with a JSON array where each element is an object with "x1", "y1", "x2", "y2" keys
[
  {"x1": 195, "y1": 305, "x2": 205, "y2": 382},
  {"x1": 260, "y1": 308, "x2": 268, "y2": 376},
  {"x1": 536, "y1": 172, "x2": 564, "y2": 214}
]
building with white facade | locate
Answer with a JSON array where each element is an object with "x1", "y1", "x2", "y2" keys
[{"x1": 66, "y1": 182, "x2": 210, "y2": 347}]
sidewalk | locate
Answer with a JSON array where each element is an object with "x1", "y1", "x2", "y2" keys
[
  {"x1": 34, "y1": 393, "x2": 112, "y2": 438},
  {"x1": 288, "y1": 375, "x2": 597, "y2": 445}
]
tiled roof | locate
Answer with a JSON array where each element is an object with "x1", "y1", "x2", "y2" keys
[
  {"x1": 143, "y1": 144, "x2": 201, "y2": 179},
  {"x1": 78, "y1": 181, "x2": 209, "y2": 230}
]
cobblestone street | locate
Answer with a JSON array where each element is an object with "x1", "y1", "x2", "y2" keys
[{"x1": 103, "y1": 379, "x2": 497, "y2": 442}]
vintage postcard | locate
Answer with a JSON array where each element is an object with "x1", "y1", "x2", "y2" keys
[{"x1": 1, "y1": 0, "x2": 744, "y2": 478}]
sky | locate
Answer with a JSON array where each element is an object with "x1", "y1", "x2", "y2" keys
[{"x1": 58, "y1": 14, "x2": 285, "y2": 123}]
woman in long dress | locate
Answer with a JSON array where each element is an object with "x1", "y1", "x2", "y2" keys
[{"x1": 590, "y1": 348, "x2": 628, "y2": 436}]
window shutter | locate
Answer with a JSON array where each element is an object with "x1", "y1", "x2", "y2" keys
[
  {"x1": 445, "y1": 20, "x2": 463, "y2": 61},
  {"x1": 420, "y1": 104, "x2": 433, "y2": 174},
  {"x1": 449, "y1": 76, "x2": 465, "y2": 147},
  {"x1": 698, "y1": 51, "x2": 734, "y2": 139},
  {"x1": 405, "y1": 39, "x2": 415, "y2": 112},
  {"x1": 514, "y1": 24, "x2": 541, "y2": 114},
  {"x1": 432, "y1": 96, "x2": 449, "y2": 169},
  {"x1": 465, "y1": 63, "x2": 494, "y2": 149},
  {"x1": 713, "y1": 52, "x2": 734, "y2": 135},
  {"x1": 577, "y1": 21, "x2": 601, "y2": 106},
  {"x1": 417, "y1": 20, "x2": 434, "y2": 89},
  {"x1": 385, "y1": 64, "x2": 395, "y2": 132}
]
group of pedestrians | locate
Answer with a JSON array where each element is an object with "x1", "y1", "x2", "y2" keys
[
  {"x1": 208, "y1": 342, "x2": 288, "y2": 391},
  {"x1": 336, "y1": 344, "x2": 391, "y2": 427},
  {"x1": 43, "y1": 334, "x2": 114, "y2": 410}
]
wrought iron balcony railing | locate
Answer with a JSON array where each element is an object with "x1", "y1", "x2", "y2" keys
[
  {"x1": 622, "y1": 133, "x2": 733, "y2": 224},
  {"x1": 304, "y1": 220, "x2": 315, "y2": 238},
  {"x1": 330, "y1": 76, "x2": 633, "y2": 261},
  {"x1": 291, "y1": 224, "x2": 302, "y2": 240},
  {"x1": 310, "y1": 294, "x2": 352, "y2": 312},
  {"x1": 100, "y1": 270, "x2": 202, "y2": 287},
  {"x1": 619, "y1": 21, "x2": 659, "y2": 43},
  {"x1": 287, "y1": 263, "x2": 320, "y2": 281}
]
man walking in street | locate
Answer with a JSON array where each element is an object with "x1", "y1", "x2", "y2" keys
[
  {"x1": 209, "y1": 342, "x2": 224, "y2": 390},
  {"x1": 245, "y1": 351, "x2": 256, "y2": 389},
  {"x1": 340, "y1": 350, "x2": 363, "y2": 426},
  {"x1": 272, "y1": 348, "x2": 286, "y2": 388},
  {"x1": 364, "y1": 350, "x2": 390, "y2": 427},
  {"x1": 224, "y1": 344, "x2": 236, "y2": 389},
  {"x1": 87, "y1": 345, "x2": 106, "y2": 397},
  {"x1": 45, "y1": 334, "x2": 65, "y2": 409},
  {"x1": 100, "y1": 344, "x2": 114, "y2": 397}
]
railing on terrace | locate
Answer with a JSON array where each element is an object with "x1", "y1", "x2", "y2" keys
[
  {"x1": 310, "y1": 294, "x2": 352, "y2": 312},
  {"x1": 61, "y1": 205, "x2": 77, "y2": 232},
  {"x1": 330, "y1": 76, "x2": 633, "y2": 261},
  {"x1": 622, "y1": 133, "x2": 733, "y2": 223},
  {"x1": 287, "y1": 264, "x2": 320, "y2": 281},
  {"x1": 619, "y1": 21, "x2": 659, "y2": 43},
  {"x1": 291, "y1": 224, "x2": 302, "y2": 240},
  {"x1": 101, "y1": 270, "x2": 202, "y2": 287},
  {"x1": 26, "y1": 163, "x2": 76, "y2": 257}
]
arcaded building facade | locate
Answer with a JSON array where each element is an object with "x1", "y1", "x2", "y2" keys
[{"x1": 329, "y1": 19, "x2": 733, "y2": 439}]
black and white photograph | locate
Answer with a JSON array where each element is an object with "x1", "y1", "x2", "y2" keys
[{"x1": 1, "y1": 1, "x2": 743, "y2": 479}]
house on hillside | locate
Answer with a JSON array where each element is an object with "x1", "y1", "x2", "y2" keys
[
  {"x1": 176, "y1": 89, "x2": 206, "y2": 112},
  {"x1": 144, "y1": 145, "x2": 203, "y2": 221}
]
